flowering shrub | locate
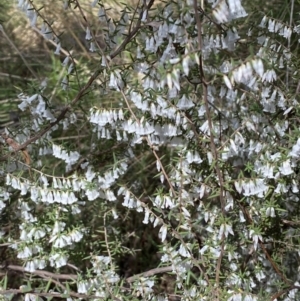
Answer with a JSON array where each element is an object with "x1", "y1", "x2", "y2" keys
[{"x1": 1, "y1": 0, "x2": 300, "y2": 300}]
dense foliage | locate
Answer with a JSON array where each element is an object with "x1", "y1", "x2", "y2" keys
[{"x1": 1, "y1": 0, "x2": 300, "y2": 300}]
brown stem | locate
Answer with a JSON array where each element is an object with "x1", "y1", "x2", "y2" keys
[
  {"x1": 193, "y1": 1, "x2": 225, "y2": 297},
  {"x1": 13, "y1": 0, "x2": 156, "y2": 153},
  {"x1": 14, "y1": 68, "x2": 101, "y2": 152},
  {"x1": 126, "y1": 266, "x2": 173, "y2": 283}
]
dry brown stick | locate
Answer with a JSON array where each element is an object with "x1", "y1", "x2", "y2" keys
[
  {"x1": 0, "y1": 289, "x2": 97, "y2": 300},
  {"x1": 0, "y1": 264, "x2": 180, "y2": 300},
  {"x1": 3, "y1": 264, "x2": 78, "y2": 280},
  {"x1": 3, "y1": 263, "x2": 174, "y2": 283},
  {"x1": 35, "y1": 273, "x2": 68, "y2": 293},
  {"x1": 126, "y1": 266, "x2": 173, "y2": 283},
  {"x1": 271, "y1": 285, "x2": 300, "y2": 301}
]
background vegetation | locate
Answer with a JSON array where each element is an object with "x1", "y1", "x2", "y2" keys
[{"x1": 1, "y1": 0, "x2": 300, "y2": 301}]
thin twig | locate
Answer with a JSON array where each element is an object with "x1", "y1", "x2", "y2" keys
[
  {"x1": 286, "y1": 0, "x2": 294, "y2": 86},
  {"x1": 193, "y1": 1, "x2": 225, "y2": 299},
  {"x1": 2, "y1": 264, "x2": 78, "y2": 280},
  {"x1": 103, "y1": 212, "x2": 113, "y2": 270},
  {"x1": 0, "y1": 289, "x2": 98, "y2": 300},
  {"x1": 14, "y1": 68, "x2": 101, "y2": 152},
  {"x1": 35, "y1": 273, "x2": 68, "y2": 293},
  {"x1": 110, "y1": 0, "x2": 155, "y2": 59},
  {"x1": 128, "y1": 0, "x2": 141, "y2": 33},
  {"x1": 0, "y1": 25, "x2": 38, "y2": 79},
  {"x1": 119, "y1": 89, "x2": 176, "y2": 195},
  {"x1": 126, "y1": 266, "x2": 173, "y2": 283},
  {"x1": 73, "y1": 0, "x2": 106, "y2": 60},
  {"x1": 237, "y1": 200, "x2": 291, "y2": 285},
  {"x1": 271, "y1": 285, "x2": 300, "y2": 301},
  {"x1": 0, "y1": 72, "x2": 31, "y2": 80}
]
